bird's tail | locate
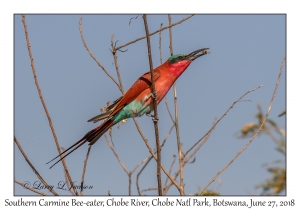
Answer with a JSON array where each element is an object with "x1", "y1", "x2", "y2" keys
[{"x1": 47, "y1": 119, "x2": 115, "y2": 169}]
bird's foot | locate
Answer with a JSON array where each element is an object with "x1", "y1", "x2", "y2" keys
[
  {"x1": 145, "y1": 92, "x2": 157, "y2": 100},
  {"x1": 146, "y1": 112, "x2": 159, "y2": 122}
]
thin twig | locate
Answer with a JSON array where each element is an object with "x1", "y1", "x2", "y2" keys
[
  {"x1": 164, "y1": 97, "x2": 175, "y2": 123},
  {"x1": 133, "y1": 120, "x2": 181, "y2": 191},
  {"x1": 128, "y1": 175, "x2": 132, "y2": 196},
  {"x1": 136, "y1": 156, "x2": 152, "y2": 195},
  {"x1": 79, "y1": 17, "x2": 121, "y2": 91},
  {"x1": 164, "y1": 155, "x2": 177, "y2": 190},
  {"x1": 185, "y1": 85, "x2": 264, "y2": 157},
  {"x1": 14, "y1": 136, "x2": 58, "y2": 196},
  {"x1": 105, "y1": 134, "x2": 132, "y2": 195},
  {"x1": 136, "y1": 123, "x2": 175, "y2": 195},
  {"x1": 129, "y1": 15, "x2": 139, "y2": 26},
  {"x1": 63, "y1": 170, "x2": 75, "y2": 195},
  {"x1": 142, "y1": 14, "x2": 162, "y2": 196},
  {"x1": 163, "y1": 120, "x2": 215, "y2": 195},
  {"x1": 141, "y1": 186, "x2": 167, "y2": 194},
  {"x1": 116, "y1": 15, "x2": 194, "y2": 51},
  {"x1": 61, "y1": 147, "x2": 75, "y2": 196},
  {"x1": 134, "y1": 119, "x2": 178, "y2": 190},
  {"x1": 111, "y1": 35, "x2": 124, "y2": 94},
  {"x1": 168, "y1": 14, "x2": 185, "y2": 196},
  {"x1": 257, "y1": 103, "x2": 281, "y2": 147},
  {"x1": 168, "y1": 15, "x2": 174, "y2": 56},
  {"x1": 159, "y1": 23, "x2": 163, "y2": 64},
  {"x1": 105, "y1": 134, "x2": 129, "y2": 174},
  {"x1": 106, "y1": 132, "x2": 152, "y2": 195},
  {"x1": 131, "y1": 156, "x2": 152, "y2": 175},
  {"x1": 80, "y1": 145, "x2": 92, "y2": 196},
  {"x1": 14, "y1": 179, "x2": 48, "y2": 196},
  {"x1": 184, "y1": 120, "x2": 216, "y2": 163},
  {"x1": 21, "y1": 15, "x2": 77, "y2": 195},
  {"x1": 158, "y1": 21, "x2": 175, "y2": 123},
  {"x1": 199, "y1": 57, "x2": 285, "y2": 195}
]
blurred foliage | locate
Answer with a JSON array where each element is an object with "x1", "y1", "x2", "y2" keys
[
  {"x1": 193, "y1": 187, "x2": 220, "y2": 196},
  {"x1": 278, "y1": 110, "x2": 286, "y2": 117},
  {"x1": 238, "y1": 104, "x2": 286, "y2": 195},
  {"x1": 238, "y1": 104, "x2": 285, "y2": 139},
  {"x1": 194, "y1": 105, "x2": 285, "y2": 196},
  {"x1": 256, "y1": 167, "x2": 286, "y2": 195}
]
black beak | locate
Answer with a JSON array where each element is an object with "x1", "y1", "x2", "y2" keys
[{"x1": 186, "y1": 48, "x2": 209, "y2": 61}]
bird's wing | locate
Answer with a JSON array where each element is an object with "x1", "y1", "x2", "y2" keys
[
  {"x1": 87, "y1": 71, "x2": 160, "y2": 123},
  {"x1": 87, "y1": 96, "x2": 123, "y2": 123},
  {"x1": 110, "y1": 71, "x2": 160, "y2": 116},
  {"x1": 107, "y1": 96, "x2": 123, "y2": 111}
]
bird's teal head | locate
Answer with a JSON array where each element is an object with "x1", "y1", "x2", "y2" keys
[
  {"x1": 168, "y1": 48, "x2": 209, "y2": 64},
  {"x1": 166, "y1": 48, "x2": 209, "y2": 76}
]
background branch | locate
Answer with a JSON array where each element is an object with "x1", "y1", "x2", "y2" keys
[
  {"x1": 136, "y1": 123, "x2": 175, "y2": 195},
  {"x1": 142, "y1": 14, "x2": 162, "y2": 196},
  {"x1": 21, "y1": 14, "x2": 77, "y2": 195},
  {"x1": 199, "y1": 57, "x2": 285, "y2": 195},
  {"x1": 111, "y1": 34, "x2": 124, "y2": 94},
  {"x1": 14, "y1": 179, "x2": 47, "y2": 196},
  {"x1": 61, "y1": 147, "x2": 76, "y2": 196},
  {"x1": 14, "y1": 136, "x2": 58, "y2": 196},
  {"x1": 115, "y1": 15, "x2": 194, "y2": 51},
  {"x1": 163, "y1": 119, "x2": 216, "y2": 195},
  {"x1": 79, "y1": 17, "x2": 121, "y2": 91},
  {"x1": 185, "y1": 85, "x2": 264, "y2": 157},
  {"x1": 168, "y1": 14, "x2": 185, "y2": 196},
  {"x1": 80, "y1": 145, "x2": 92, "y2": 195}
]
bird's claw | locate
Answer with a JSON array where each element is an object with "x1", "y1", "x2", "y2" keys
[{"x1": 146, "y1": 113, "x2": 159, "y2": 122}]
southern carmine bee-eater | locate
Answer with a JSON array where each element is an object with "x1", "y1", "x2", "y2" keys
[{"x1": 47, "y1": 48, "x2": 209, "y2": 168}]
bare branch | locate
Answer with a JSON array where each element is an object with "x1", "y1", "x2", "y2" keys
[
  {"x1": 131, "y1": 156, "x2": 152, "y2": 175},
  {"x1": 184, "y1": 120, "x2": 216, "y2": 163},
  {"x1": 199, "y1": 57, "x2": 285, "y2": 195},
  {"x1": 168, "y1": 15, "x2": 174, "y2": 56},
  {"x1": 142, "y1": 14, "x2": 162, "y2": 196},
  {"x1": 61, "y1": 147, "x2": 75, "y2": 196},
  {"x1": 159, "y1": 23, "x2": 163, "y2": 64},
  {"x1": 21, "y1": 14, "x2": 77, "y2": 195},
  {"x1": 111, "y1": 35, "x2": 124, "y2": 94},
  {"x1": 136, "y1": 123, "x2": 175, "y2": 195},
  {"x1": 164, "y1": 97, "x2": 175, "y2": 123},
  {"x1": 105, "y1": 134, "x2": 133, "y2": 195},
  {"x1": 79, "y1": 17, "x2": 121, "y2": 91},
  {"x1": 136, "y1": 156, "x2": 152, "y2": 195},
  {"x1": 163, "y1": 119, "x2": 215, "y2": 195},
  {"x1": 80, "y1": 145, "x2": 92, "y2": 196},
  {"x1": 141, "y1": 186, "x2": 167, "y2": 194},
  {"x1": 129, "y1": 15, "x2": 139, "y2": 26},
  {"x1": 105, "y1": 134, "x2": 129, "y2": 174},
  {"x1": 116, "y1": 15, "x2": 194, "y2": 51},
  {"x1": 14, "y1": 136, "x2": 58, "y2": 196},
  {"x1": 257, "y1": 103, "x2": 281, "y2": 146},
  {"x1": 14, "y1": 179, "x2": 47, "y2": 196},
  {"x1": 158, "y1": 21, "x2": 175, "y2": 124},
  {"x1": 168, "y1": 14, "x2": 184, "y2": 196},
  {"x1": 163, "y1": 154, "x2": 177, "y2": 190},
  {"x1": 185, "y1": 85, "x2": 264, "y2": 157}
]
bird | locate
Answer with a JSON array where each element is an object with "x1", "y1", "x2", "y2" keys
[{"x1": 47, "y1": 48, "x2": 209, "y2": 168}]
